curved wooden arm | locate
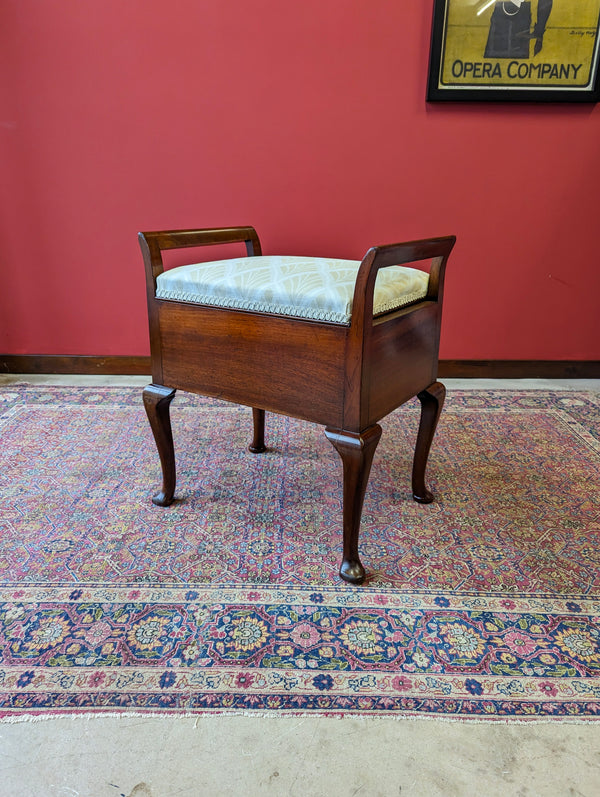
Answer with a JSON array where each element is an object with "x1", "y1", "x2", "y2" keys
[
  {"x1": 138, "y1": 226, "x2": 262, "y2": 289},
  {"x1": 342, "y1": 235, "x2": 455, "y2": 431},
  {"x1": 350, "y1": 235, "x2": 456, "y2": 328}
]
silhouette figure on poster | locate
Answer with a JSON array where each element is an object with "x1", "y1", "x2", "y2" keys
[{"x1": 484, "y1": 0, "x2": 553, "y2": 58}]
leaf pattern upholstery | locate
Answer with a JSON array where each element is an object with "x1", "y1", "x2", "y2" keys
[{"x1": 155, "y1": 255, "x2": 429, "y2": 324}]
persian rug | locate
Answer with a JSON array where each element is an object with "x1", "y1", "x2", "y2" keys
[{"x1": 0, "y1": 385, "x2": 599, "y2": 720}]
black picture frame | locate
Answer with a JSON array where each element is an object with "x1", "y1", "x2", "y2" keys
[{"x1": 427, "y1": 0, "x2": 600, "y2": 102}]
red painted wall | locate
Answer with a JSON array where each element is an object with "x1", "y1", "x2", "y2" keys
[{"x1": 1, "y1": 0, "x2": 599, "y2": 360}]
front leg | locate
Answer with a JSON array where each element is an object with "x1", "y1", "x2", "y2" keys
[
  {"x1": 325, "y1": 425, "x2": 382, "y2": 585},
  {"x1": 143, "y1": 384, "x2": 177, "y2": 506},
  {"x1": 412, "y1": 381, "x2": 445, "y2": 504}
]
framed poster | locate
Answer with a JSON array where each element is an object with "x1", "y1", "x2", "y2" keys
[{"x1": 427, "y1": 0, "x2": 600, "y2": 101}]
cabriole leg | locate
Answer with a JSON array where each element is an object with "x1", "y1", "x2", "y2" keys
[
  {"x1": 325, "y1": 424, "x2": 382, "y2": 585},
  {"x1": 412, "y1": 381, "x2": 446, "y2": 504},
  {"x1": 143, "y1": 384, "x2": 177, "y2": 507},
  {"x1": 249, "y1": 408, "x2": 266, "y2": 453}
]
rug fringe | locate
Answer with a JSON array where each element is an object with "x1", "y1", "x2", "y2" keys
[{"x1": 2, "y1": 710, "x2": 599, "y2": 725}]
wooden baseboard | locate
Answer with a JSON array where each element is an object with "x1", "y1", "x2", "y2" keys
[
  {"x1": 1, "y1": 355, "x2": 599, "y2": 379},
  {"x1": 0, "y1": 355, "x2": 152, "y2": 375},
  {"x1": 437, "y1": 361, "x2": 600, "y2": 379}
]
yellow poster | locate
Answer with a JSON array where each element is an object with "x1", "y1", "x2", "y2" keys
[{"x1": 428, "y1": 0, "x2": 600, "y2": 99}]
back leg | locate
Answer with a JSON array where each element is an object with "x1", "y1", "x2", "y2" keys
[
  {"x1": 412, "y1": 381, "x2": 445, "y2": 504},
  {"x1": 249, "y1": 408, "x2": 266, "y2": 453},
  {"x1": 143, "y1": 384, "x2": 177, "y2": 506}
]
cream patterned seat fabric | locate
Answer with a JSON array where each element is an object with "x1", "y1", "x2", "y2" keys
[{"x1": 155, "y1": 255, "x2": 429, "y2": 325}]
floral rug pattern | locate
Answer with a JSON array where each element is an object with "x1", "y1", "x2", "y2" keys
[{"x1": 0, "y1": 386, "x2": 599, "y2": 718}]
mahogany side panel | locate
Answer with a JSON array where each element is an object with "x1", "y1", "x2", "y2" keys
[
  {"x1": 157, "y1": 301, "x2": 347, "y2": 428},
  {"x1": 364, "y1": 303, "x2": 441, "y2": 427},
  {"x1": 342, "y1": 236, "x2": 455, "y2": 432}
]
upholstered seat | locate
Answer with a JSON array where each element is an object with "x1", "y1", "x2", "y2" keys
[
  {"x1": 139, "y1": 226, "x2": 455, "y2": 584},
  {"x1": 156, "y1": 255, "x2": 429, "y2": 324}
]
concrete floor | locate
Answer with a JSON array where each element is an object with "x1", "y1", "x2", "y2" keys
[
  {"x1": 2, "y1": 715, "x2": 600, "y2": 797},
  {"x1": 1, "y1": 377, "x2": 599, "y2": 797}
]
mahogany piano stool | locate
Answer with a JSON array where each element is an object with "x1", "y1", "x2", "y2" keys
[{"x1": 139, "y1": 226, "x2": 455, "y2": 584}]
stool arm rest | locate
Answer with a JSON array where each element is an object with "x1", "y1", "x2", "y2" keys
[
  {"x1": 138, "y1": 226, "x2": 262, "y2": 287},
  {"x1": 351, "y1": 235, "x2": 456, "y2": 326}
]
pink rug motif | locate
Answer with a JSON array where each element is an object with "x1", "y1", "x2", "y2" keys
[{"x1": 0, "y1": 386, "x2": 599, "y2": 718}]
